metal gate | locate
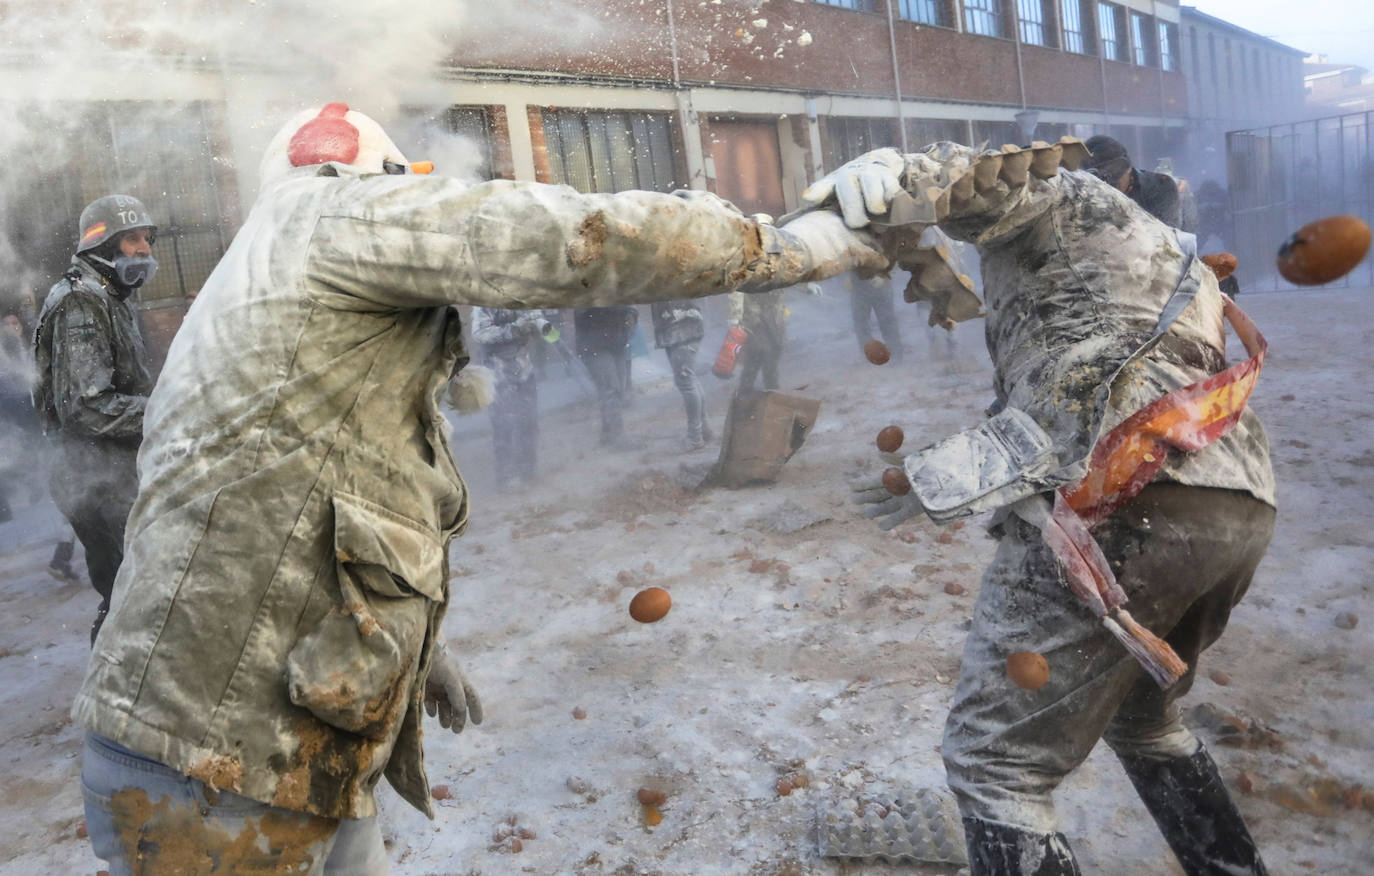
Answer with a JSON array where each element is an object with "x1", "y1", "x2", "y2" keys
[{"x1": 1227, "y1": 111, "x2": 1374, "y2": 291}]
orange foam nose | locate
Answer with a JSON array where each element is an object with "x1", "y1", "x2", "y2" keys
[{"x1": 410, "y1": 161, "x2": 434, "y2": 175}]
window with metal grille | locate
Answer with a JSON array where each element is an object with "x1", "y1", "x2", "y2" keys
[
  {"x1": 1018, "y1": 0, "x2": 1047, "y2": 46},
  {"x1": 973, "y1": 120, "x2": 1020, "y2": 148},
  {"x1": 1061, "y1": 0, "x2": 1089, "y2": 54},
  {"x1": 815, "y1": 0, "x2": 878, "y2": 10},
  {"x1": 2, "y1": 99, "x2": 240, "y2": 333},
  {"x1": 81, "y1": 101, "x2": 233, "y2": 307},
  {"x1": 399, "y1": 105, "x2": 496, "y2": 181},
  {"x1": 825, "y1": 117, "x2": 899, "y2": 170},
  {"x1": 906, "y1": 117, "x2": 968, "y2": 150},
  {"x1": 1130, "y1": 12, "x2": 1154, "y2": 67},
  {"x1": 1097, "y1": 3, "x2": 1124, "y2": 61},
  {"x1": 964, "y1": 0, "x2": 1005, "y2": 37},
  {"x1": 541, "y1": 109, "x2": 680, "y2": 194},
  {"x1": 1158, "y1": 21, "x2": 1176, "y2": 71},
  {"x1": 897, "y1": 0, "x2": 950, "y2": 27}
]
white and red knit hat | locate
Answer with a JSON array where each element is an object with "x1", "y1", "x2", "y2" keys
[{"x1": 259, "y1": 102, "x2": 428, "y2": 185}]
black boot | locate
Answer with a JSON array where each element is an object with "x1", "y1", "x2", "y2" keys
[
  {"x1": 962, "y1": 816, "x2": 1082, "y2": 876},
  {"x1": 1118, "y1": 743, "x2": 1268, "y2": 875}
]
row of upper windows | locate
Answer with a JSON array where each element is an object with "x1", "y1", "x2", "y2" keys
[{"x1": 813, "y1": 0, "x2": 1178, "y2": 71}]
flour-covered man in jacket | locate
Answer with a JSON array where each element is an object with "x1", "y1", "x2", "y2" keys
[
  {"x1": 72, "y1": 102, "x2": 889, "y2": 874},
  {"x1": 827, "y1": 141, "x2": 1274, "y2": 874}
]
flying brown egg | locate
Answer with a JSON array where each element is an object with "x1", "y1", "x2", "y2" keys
[{"x1": 1276, "y1": 215, "x2": 1371, "y2": 285}]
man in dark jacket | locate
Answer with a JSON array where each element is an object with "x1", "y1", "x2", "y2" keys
[
  {"x1": 1082, "y1": 135, "x2": 1185, "y2": 229},
  {"x1": 651, "y1": 300, "x2": 713, "y2": 451},
  {"x1": 33, "y1": 195, "x2": 156, "y2": 643}
]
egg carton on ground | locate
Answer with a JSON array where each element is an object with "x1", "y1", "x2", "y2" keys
[{"x1": 816, "y1": 786, "x2": 968, "y2": 866}]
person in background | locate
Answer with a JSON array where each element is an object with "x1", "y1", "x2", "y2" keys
[
  {"x1": 726, "y1": 282, "x2": 823, "y2": 395},
  {"x1": 846, "y1": 271, "x2": 904, "y2": 363},
  {"x1": 575, "y1": 305, "x2": 639, "y2": 449},
  {"x1": 650, "y1": 299, "x2": 713, "y2": 451},
  {"x1": 1082, "y1": 136, "x2": 1184, "y2": 229},
  {"x1": 0, "y1": 305, "x2": 79, "y2": 580},
  {"x1": 471, "y1": 306, "x2": 545, "y2": 487},
  {"x1": 32, "y1": 195, "x2": 156, "y2": 643},
  {"x1": 0, "y1": 309, "x2": 33, "y2": 523}
]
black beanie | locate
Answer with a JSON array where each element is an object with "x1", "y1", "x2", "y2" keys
[{"x1": 1082, "y1": 135, "x2": 1133, "y2": 181}]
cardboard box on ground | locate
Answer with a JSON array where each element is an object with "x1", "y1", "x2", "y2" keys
[{"x1": 709, "y1": 390, "x2": 821, "y2": 487}]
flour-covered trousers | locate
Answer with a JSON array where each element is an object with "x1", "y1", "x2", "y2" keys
[
  {"x1": 579, "y1": 344, "x2": 629, "y2": 443},
  {"x1": 82, "y1": 733, "x2": 389, "y2": 875},
  {"x1": 488, "y1": 373, "x2": 538, "y2": 484},
  {"x1": 736, "y1": 317, "x2": 784, "y2": 393},
  {"x1": 665, "y1": 341, "x2": 706, "y2": 444},
  {"x1": 942, "y1": 483, "x2": 1275, "y2": 833},
  {"x1": 849, "y1": 287, "x2": 904, "y2": 360}
]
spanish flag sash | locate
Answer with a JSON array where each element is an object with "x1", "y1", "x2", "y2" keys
[{"x1": 1021, "y1": 296, "x2": 1268, "y2": 688}]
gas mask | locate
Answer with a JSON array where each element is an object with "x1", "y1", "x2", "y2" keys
[
  {"x1": 88, "y1": 252, "x2": 159, "y2": 291},
  {"x1": 112, "y1": 253, "x2": 158, "y2": 288}
]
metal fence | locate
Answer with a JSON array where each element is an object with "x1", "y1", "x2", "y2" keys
[{"x1": 1227, "y1": 111, "x2": 1374, "y2": 291}]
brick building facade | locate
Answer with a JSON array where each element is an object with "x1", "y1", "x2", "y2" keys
[{"x1": 2, "y1": 0, "x2": 1227, "y2": 355}]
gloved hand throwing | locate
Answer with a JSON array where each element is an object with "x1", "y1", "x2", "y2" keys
[
  {"x1": 801, "y1": 148, "x2": 907, "y2": 229},
  {"x1": 777, "y1": 210, "x2": 890, "y2": 276},
  {"x1": 424, "y1": 643, "x2": 484, "y2": 734},
  {"x1": 852, "y1": 452, "x2": 925, "y2": 532}
]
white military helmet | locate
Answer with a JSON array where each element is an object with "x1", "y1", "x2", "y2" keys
[{"x1": 259, "y1": 102, "x2": 429, "y2": 186}]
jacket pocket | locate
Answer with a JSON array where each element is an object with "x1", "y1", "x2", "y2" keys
[{"x1": 285, "y1": 492, "x2": 445, "y2": 739}]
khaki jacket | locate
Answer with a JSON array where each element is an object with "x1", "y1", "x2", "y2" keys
[{"x1": 72, "y1": 165, "x2": 875, "y2": 820}]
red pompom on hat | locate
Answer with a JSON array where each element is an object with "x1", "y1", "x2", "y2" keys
[{"x1": 287, "y1": 102, "x2": 360, "y2": 168}]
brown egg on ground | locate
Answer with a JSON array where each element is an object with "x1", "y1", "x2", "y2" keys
[
  {"x1": 629, "y1": 587, "x2": 672, "y2": 623},
  {"x1": 1007, "y1": 651, "x2": 1050, "y2": 691},
  {"x1": 864, "y1": 340, "x2": 891, "y2": 365},
  {"x1": 1276, "y1": 215, "x2": 1371, "y2": 285},
  {"x1": 876, "y1": 425, "x2": 905, "y2": 454},
  {"x1": 637, "y1": 788, "x2": 667, "y2": 806},
  {"x1": 882, "y1": 466, "x2": 911, "y2": 496}
]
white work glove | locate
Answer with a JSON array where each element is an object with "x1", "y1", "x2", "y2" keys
[
  {"x1": 424, "y1": 643, "x2": 484, "y2": 734},
  {"x1": 777, "y1": 210, "x2": 889, "y2": 276},
  {"x1": 851, "y1": 452, "x2": 924, "y2": 531},
  {"x1": 801, "y1": 148, "x2": 907, "y2": 229}
]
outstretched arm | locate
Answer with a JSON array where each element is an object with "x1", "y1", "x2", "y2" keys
[
  {"x1": 305, "y1": 177, "x2": 890, "y2": 313},
  {"x1": 795, "y1": 139, "x2": 1091, "y2": 326}
]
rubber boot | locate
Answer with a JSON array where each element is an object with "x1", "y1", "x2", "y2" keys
[
  {"x1": 1118, "y1": 743, "x2": 1268, "y2": 875},
  {"x1": 961, "y1": 816, "x2": 1082, "y2": 876}
]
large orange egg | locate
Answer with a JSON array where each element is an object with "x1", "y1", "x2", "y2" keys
[
  {"x1": 1007, "y1": 651, "x2": 1050, "y2": 691},
  {"x1": 629, "y1": 587, "x2": 672, "y2": 623},
  {"x1": 1276, "y1": 215, "x2": 1371, "y2": 286}
]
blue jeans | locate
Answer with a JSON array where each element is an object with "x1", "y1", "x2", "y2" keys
[{"x1": 81, "y1": 733, "x2": 389, "y2": 874}]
